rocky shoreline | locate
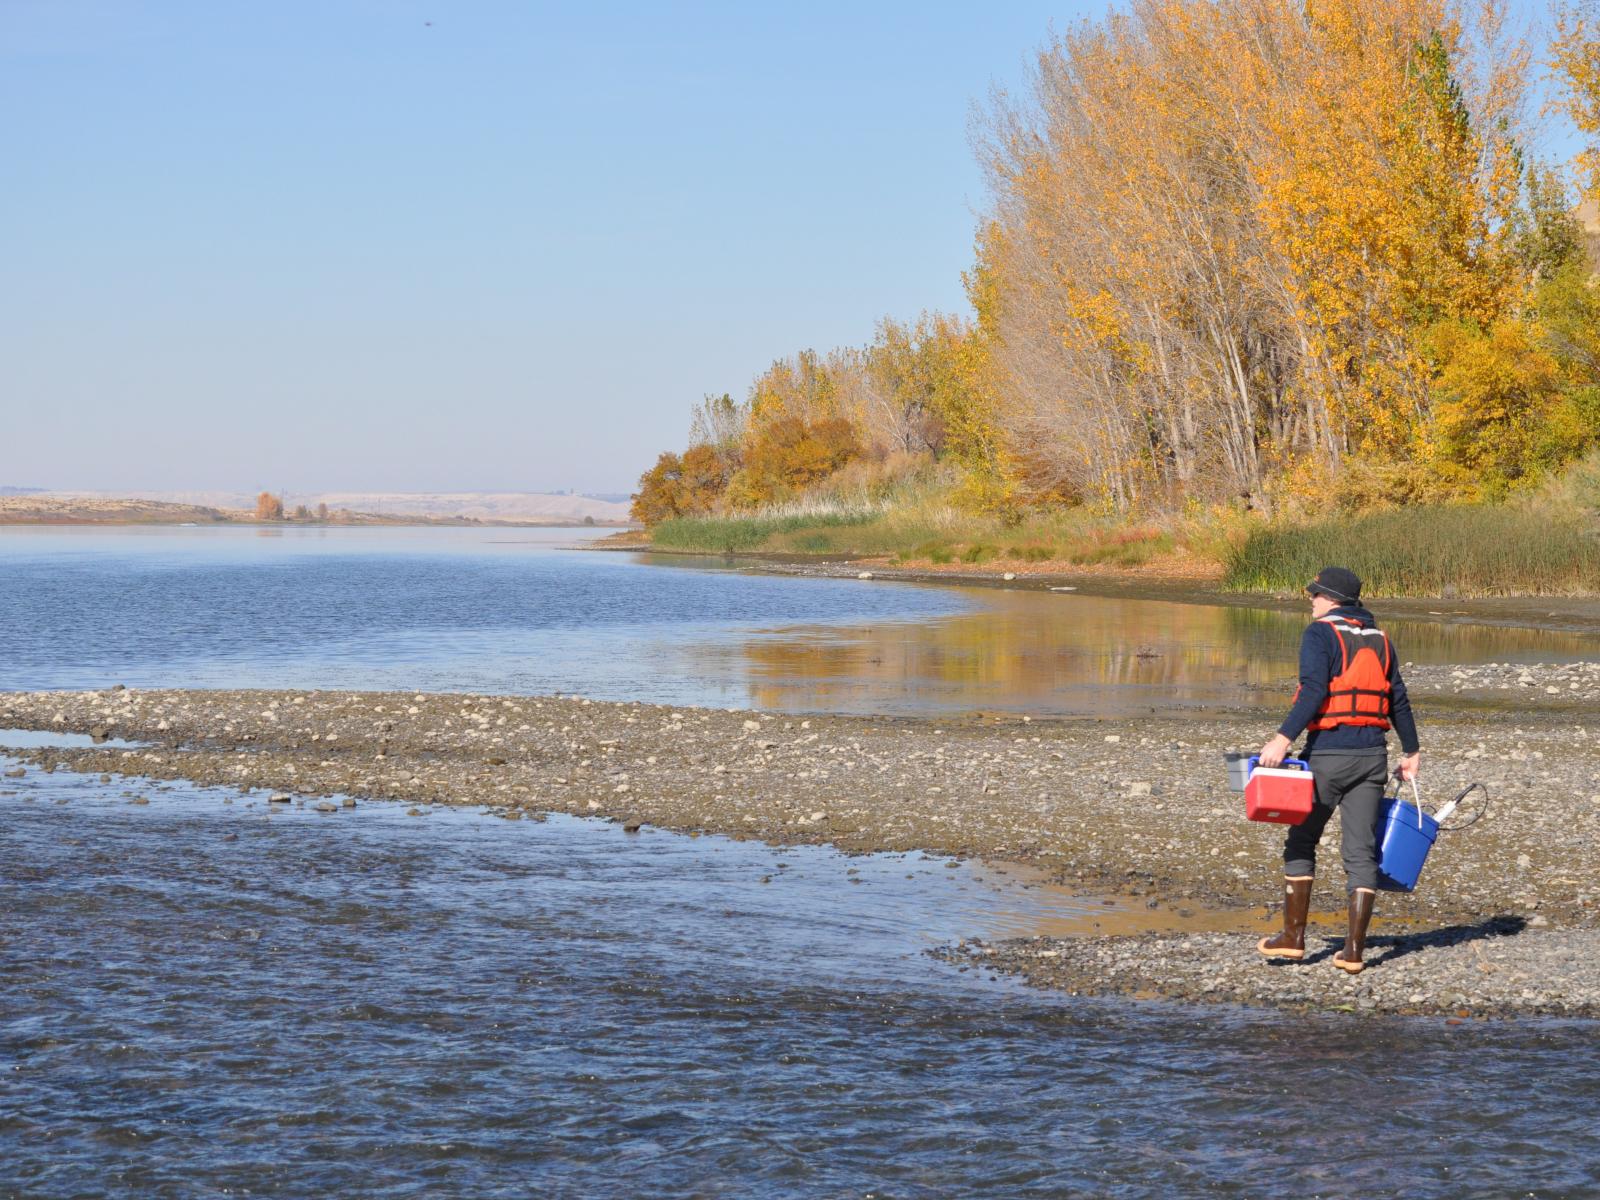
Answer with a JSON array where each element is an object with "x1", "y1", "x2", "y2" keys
[
  {"x1": 934, "y1": 918, "x2": 1600, "y2": 1019},
  {"x1": 2, "y1": 674, "x2": 1597, "y2": 1018}
]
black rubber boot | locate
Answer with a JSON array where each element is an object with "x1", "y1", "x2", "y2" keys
[
  {"x1": 1257, "y1": 876, "x2": 1314, "y2": 960},
  {"x1": 1333, "y1": 888, "x2": 1376, "y2": 973}
]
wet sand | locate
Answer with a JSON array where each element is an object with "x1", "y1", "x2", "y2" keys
[{"x1": 3, "y1": 672, "x2": 1597, "y2": 1018}]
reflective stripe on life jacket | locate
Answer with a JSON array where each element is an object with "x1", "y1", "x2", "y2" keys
[{"x1": 1306, "y1": 615, "x2": 1392, "y2": 730}]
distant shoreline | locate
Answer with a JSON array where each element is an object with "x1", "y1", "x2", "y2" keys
[{"x1": 0, "y1": 496, "x2": 632, "y2": 528}]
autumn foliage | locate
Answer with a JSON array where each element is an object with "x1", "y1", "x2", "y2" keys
[
  {"x1": 255, "y1": 491, "x2": 284, "y2": 521},
  {"x1": 631, "y1": 445, "x2": 735, "y2": 525},
  {"x1": 634, "y1": 0, "x2": 1600, "y2": 527}
]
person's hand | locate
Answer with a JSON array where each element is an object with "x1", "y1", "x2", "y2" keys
[
  {"x1": 1258, "y1": 732, "x2": 1292, "y2": 768},
  {"x1": 1397, "y1": 752, "x2": 1421, "y2": 781}
]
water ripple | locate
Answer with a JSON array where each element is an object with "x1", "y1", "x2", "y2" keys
[{"x1": 3, "y1": 769, "x2": 1596, "y2": 1198}]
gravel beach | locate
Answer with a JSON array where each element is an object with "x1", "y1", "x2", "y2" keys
[{"x1": 3, "y1": 671, "x2": 1596, "y2": 1018}]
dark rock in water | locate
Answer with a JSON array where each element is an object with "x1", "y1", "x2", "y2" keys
[
  {"x1": 110, "y1": 684, "x2": 126, "y2": 692},
  {"x1": 90, "y1": 727, "x2": 108, "y2": 742},
  {"x1": 99, "y1": 774, "x2": 112, "y2": 784},
  {"x1": 622, "y1": 819, "x2": 643, "y2": 833},
  {"x1": 268, "y1": 793, "x2": 291, "y2": 804},
  {"x1": 341, "y1": 797, "x2": 356, "y2": 808},
  {"x1": 129, "y1": 796, "x2": 149, "y2": 805},
  {"x1": 315, "y1": 801, "x2": 337, "y2": 813},
  {"x1": 3, "y1": 767, "x2": 24, "y2": 779}
]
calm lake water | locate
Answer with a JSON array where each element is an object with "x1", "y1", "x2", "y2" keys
[
  {"x1": 4, "y1": 525, "x2": 1598, "y2": 1197},
  {"x1": 1, "y1": 525, "x2": 1595, "y2": 715}
]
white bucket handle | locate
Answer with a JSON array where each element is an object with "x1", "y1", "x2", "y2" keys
[{"x1": 1389, "y1": 769, "x2": 1424, "y2": 829}]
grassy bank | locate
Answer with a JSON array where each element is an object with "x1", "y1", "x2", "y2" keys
[
  {"x1": 649, "y1": 503, "x2": 1193, "y2": 569},
  {"x1": 1224, "y1": 504, "x2": 1600, "y2": 597},
  {"x1": 641, "y1": 453, "x2": 1600, "y2": 597}
]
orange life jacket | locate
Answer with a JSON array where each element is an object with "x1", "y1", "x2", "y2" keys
[{"x1": 1301, "y1": 615, "x2": 1393, "y2": 730}]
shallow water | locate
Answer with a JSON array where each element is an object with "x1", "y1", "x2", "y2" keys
[
  {"x1": 2, "y1": 525, "x2": 1596, "y2": 717},
  {"x1": 0, "y1": 729, "x2": 143, "y2": 751},
  {"x1": 3, "y1": 764, "x2": 1596, "y2": 1199}
]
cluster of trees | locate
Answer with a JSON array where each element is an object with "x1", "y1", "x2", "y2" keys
[
  {"x1": 254, "y1": 492, "x2": 335, "y2": 522},
  {"x1": 635, "y1": 0, "x2": 1600, "y2": 527},
  {"x1": 632, "y1": 314, "x2": 977, "y2": 523}
]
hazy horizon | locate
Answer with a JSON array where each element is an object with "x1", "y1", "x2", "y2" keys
[{"x1": 0, "y1": 484, "x2": 636, "y2": 502}]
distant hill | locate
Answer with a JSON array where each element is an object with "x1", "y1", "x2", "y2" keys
[
  {"x1": 41, "y1": 490, "x2": 633, "y2": 525},
  {"x1": 305, "y1": 492, "x2": 632, "y2": 524},
  {"x1": 0, "y1": 496, "x2": 234, "y2": 524},
  {"x1": 0, "y1": 486, "x2": 47, "y2": 496}
]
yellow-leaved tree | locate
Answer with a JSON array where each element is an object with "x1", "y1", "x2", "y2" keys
[{"x1": 1554, "y1": 1, "x2": 1600, "y2": 204}]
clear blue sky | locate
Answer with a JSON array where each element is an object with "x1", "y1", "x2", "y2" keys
[{"x1": 0, "y1": 1, "x2": 1574, "y2": 495}]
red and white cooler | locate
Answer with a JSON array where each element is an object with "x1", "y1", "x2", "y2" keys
[{"x1": 1243, "y1": 756, "x2": 1315, "y2": 824}]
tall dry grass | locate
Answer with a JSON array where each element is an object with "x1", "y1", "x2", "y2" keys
[{"x1": 1225, "y1": 504, "x2": 1600, "y2": 596}]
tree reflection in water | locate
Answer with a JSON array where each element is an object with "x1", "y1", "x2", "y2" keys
[{"x1": 697, "y1": 590, "x2": 1600, "y2": 716}]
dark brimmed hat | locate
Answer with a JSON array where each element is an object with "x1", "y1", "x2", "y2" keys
[{"x1": 1306, "y1": 566, "x2": 1361, "y2": 603}]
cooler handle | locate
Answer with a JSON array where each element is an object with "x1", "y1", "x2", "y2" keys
[{"x1": 1246, "y1": 755, "x2": 1310, "y2": 774}]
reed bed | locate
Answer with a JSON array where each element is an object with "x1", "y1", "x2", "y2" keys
[
  {"x1": 648, "y1": 510, "x2": 878, "y2": 554},
  {"x1": 1225, "y1": 505, "x2": 1600, "y2": 597},
  {"x1": 647, "y1": 498, "x2": 1179, "y2": 567}
]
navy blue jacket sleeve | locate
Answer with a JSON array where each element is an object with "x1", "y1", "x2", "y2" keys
[
  {"x1": 1278, "y1": 623, "x2": 1333, "y2": 741},
  {"x1": 1387, "y1": 644, "x2": 1420, "y2": 754}
]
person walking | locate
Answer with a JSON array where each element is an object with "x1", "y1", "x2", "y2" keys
[{"x1": 1255, "y1": 566, "x2": 1420, "y2": 973}]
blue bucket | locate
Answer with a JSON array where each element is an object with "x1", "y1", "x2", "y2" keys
[{"x1": 1376, "y1": 788, "x2": 1439, "y2": 893}]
